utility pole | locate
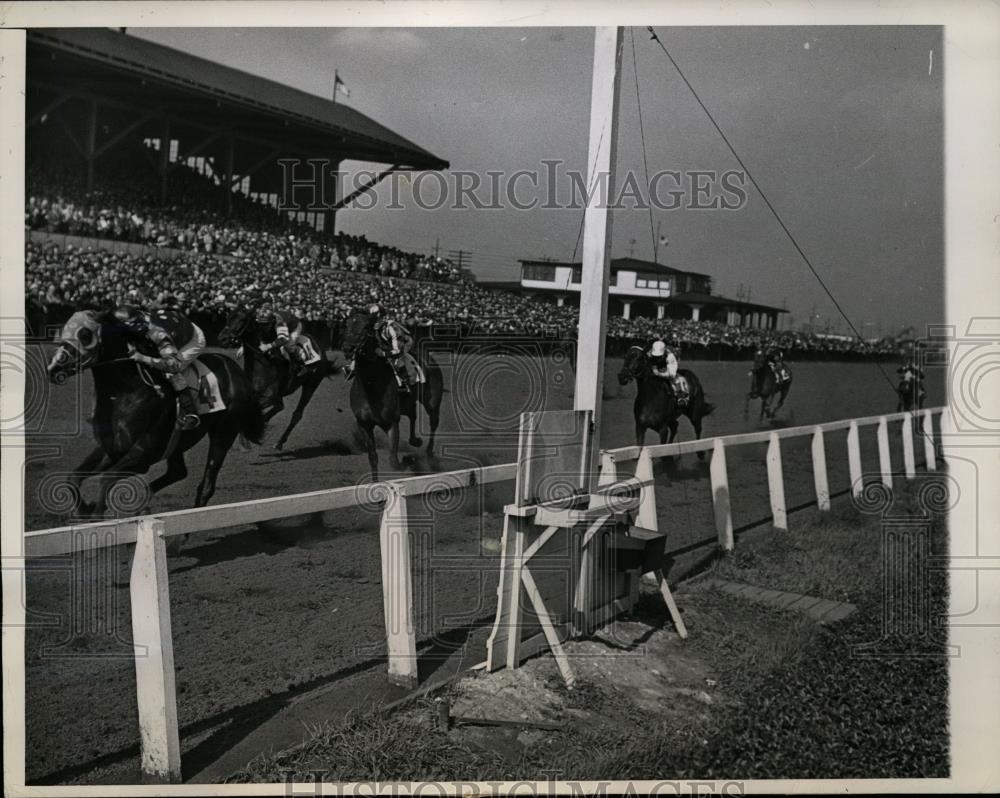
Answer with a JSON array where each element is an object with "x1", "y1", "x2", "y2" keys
[{"x1": 574, "y1": 26, "x2": 622, "y2": 491}]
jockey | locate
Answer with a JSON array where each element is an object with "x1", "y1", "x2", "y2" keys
[
  {"x1": 766, "y1": 345, "x2": 787, "y2": 379},
  {"x1": 256, "y1": 302, "x2": 307, "y2": 373},
  {"x1": 897, "y1": 360, "x2": 926, "y2": 400},
  {"x1": 370, "y1": 303, "x2": 417, "y2": 393},
  {"x1": 115, "y1": 305, "x2": 206, "y2": 430},
  {"x1": 647, "y1": 339, "x2": 688, "y2": 404}
]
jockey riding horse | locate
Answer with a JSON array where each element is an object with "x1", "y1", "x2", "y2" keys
[
  {"x1": 114, "y1": 305, "x2": 206, "y2": 430},
  {"x1": 896, "y1": 359, "x2": 926, "y2": 412},
  {"x1": 646, "y1": 339, "x2": 690, "y2": 405},
  {"x1": 346, "y1": 304, "x2": 421, "y2": 393}
]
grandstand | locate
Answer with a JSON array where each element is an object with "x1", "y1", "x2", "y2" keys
[{"x1": 22, "y1": 28, "x2": 898, "y2": 361}]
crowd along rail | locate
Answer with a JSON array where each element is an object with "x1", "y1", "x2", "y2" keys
[{"x1": 20, "y1": 405, "x2": 947, "y2": 782}]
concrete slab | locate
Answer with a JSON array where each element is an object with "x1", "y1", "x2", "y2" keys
[{"x1": 705, "y1": 580, "x2": 856, "y2": 625}]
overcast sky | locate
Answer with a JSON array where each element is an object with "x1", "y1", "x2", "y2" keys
[{"x1": 134, "y1": 26, "x2": 943, "y2": 336}]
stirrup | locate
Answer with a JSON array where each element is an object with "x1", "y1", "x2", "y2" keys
[{"x1": 177, "y1": 414, "x2": 200, "y2": 431}]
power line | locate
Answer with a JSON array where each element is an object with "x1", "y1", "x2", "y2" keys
[{"x1": 645, "y1": 25, "x2": 897, "y2": 390}]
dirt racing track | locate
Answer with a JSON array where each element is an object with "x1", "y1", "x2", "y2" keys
[{"x1": 22, "y1": 350, "x2": 944, "y2": 783}]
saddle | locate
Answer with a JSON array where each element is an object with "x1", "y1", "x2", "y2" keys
[
  {"x1": 179, "y1": 360, "x2": 227, "y2": 414},
  {"x1": 769, "y1": 363, "x2": 790, "y2": 384}
]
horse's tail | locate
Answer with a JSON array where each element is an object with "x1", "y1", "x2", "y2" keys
[{"x1": 701, "y1": 401, "x2": 716, "y2": 417}]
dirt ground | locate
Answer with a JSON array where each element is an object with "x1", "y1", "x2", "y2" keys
[{"x1": 20, "y1": 350, "x2": 944, "y2": 783}]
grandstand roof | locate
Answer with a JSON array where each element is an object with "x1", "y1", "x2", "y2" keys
[
  {"x1": 519, "y1": 257, "x2": 711, "y2": 278},
  {"x1": 26, "y1": 27, "x2": 449, "y2": 173}
]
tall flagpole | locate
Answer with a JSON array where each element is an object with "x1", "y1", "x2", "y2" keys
[
  {"x1": 332, "y1": 69, "x2": 338, "y2": 105},
  {"x1": 574, "y1": 27, "x2": 623, "y2": 490}
]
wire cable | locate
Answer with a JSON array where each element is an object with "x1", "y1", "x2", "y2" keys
[{"x1": 645, "y1": 26, "x2": 897, "y2": 390}]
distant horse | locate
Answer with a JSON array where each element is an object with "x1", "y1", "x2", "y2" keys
[
  {"x1": 46, "y1": 309, "x2": 265, "y2": 527},
  {"x1": 341, "y1": 309, "x2": 444, "y2": 479},
  {"x1": 218, "y1": 308, "x2": 337, "y2": 450},
  {"x1": 744, "y1": 351, "x2": 792, "y2": 422},
  {"x1": 617, "y1": 346, "x2": 715, "y2": 459},
  {"x1": 896, "y1": 377, "x2": 926, "y2": 413}
]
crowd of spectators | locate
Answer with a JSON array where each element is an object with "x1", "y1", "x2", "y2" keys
[{"x1": 23, "y1": 155, "x2": 899, "y2": 358}]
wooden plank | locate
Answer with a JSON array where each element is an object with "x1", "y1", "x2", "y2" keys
[
  {"x1": 767, "y1": 432, "x2": 787, "y2": 531},
  {"x1": 25, "y1": 519, "x2": 142, "y2": 558},
  {"x1": 709, "y1": 438, "x2": 734, "y2": 551},
  {"x1": 521, "y1": 525, "x2": 561, "y2": 563},
  {"x1": 922, "y1": 409, "x2": 937, "y2": 471},
  {"x1": 597, "y1": 451, "x2": 618, "y2": 487},
  {"x1": 901, "y1": 412, "x2": 916, "y2": 480},
  {"x1": 656, "y1": 570, "x2": 688, "y2": 639},
  {"x1": 521, "y1": 567, "x2": 575, "y2": 687},
  {"x1": 877, "y1": 416, "x2": 893, "y2": 489},
  {"x1": 633, "y1": 449, "x2": 657, "y2": 532},
  {"x1": 129, "y1": 518, "x2": 181, "y2": 783},
  {"x1": 574, "y1": 26, "x2": 623, "y2": 495},
  {"x1": 485, "y1": 513, "x2": 525, "y2": 672},
  {"x1": 378, "y1": 485, "x2": 417, "y2": 688},
  {"x1": 811, "y1": 426, "x2": 830, "y2": 512},
  {"x1": 847, "y1": 421, "x2": 863, "y2": 500}
]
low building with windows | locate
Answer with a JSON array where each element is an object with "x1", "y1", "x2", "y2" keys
[{"x1": 489, "y1": 257, "x2": 786, "y2": 329}]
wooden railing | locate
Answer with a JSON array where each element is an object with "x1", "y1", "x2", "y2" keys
[{"x1": 21, "y1": 405, "x2": 947, "y2": 782}]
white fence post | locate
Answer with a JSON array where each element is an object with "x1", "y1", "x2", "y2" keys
[
  {"x1": 130, "y1": 518, "x2": 181, "y2": 783},
  {"x1": 922, "y1": 409, "x2": 937, "y2": 471},
  {"x1": 902, "y1": 412, "x2": 916, "y2": 480},
  {"x1": 877, "y1": 416, "x2": 892, "y2": 489},
  {"x1": 766, "y1": 432, "x2": 787, "y2": 531},
  {"x1": 847, "y1": 421, "x2": 863, "y2": 499},
  {"x1": 597, "y1": 450, "x2": 618, "y2": 487},
  {"x1": 379, "y1": 484, "x2": 417, "y2": 688},
  {"x1": 633, "y1": 448, "x2": 657, "y2": 531},
  {"x1": 710, "y1": 438, "x2": 734, "y2": 551},
  {"x1": 811, "y1": 426, "x2": 830, "y2": 512}
]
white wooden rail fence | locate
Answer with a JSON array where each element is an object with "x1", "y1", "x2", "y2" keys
[{"x1": 22, "y1": 405, "x2": 946, "y2": 782}]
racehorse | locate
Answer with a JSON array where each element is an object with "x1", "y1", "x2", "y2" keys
[
  {"x1": 617, "y1": 345, "x2": 715, "y2": 459},
  {"x1": 340, "y1": 309, "x2": 443, "y2": 479},
  {"x1": 744, "y1": 351, "x2": 792, "y2": 422},
  {"x1": 896, "y1": 376, "x2": 925, "y2": 413},
  {"x1": 46, "y1": 309, "x2": 265, "y2": 529},
  {"x1": 218, "y1": 308, "x2": 338, "y2": 450}
]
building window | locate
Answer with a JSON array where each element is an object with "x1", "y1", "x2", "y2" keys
[
  {"x1": 523, "y1": 264, "x2": 556, "y2": 282},
  {"x1": 634, "y1": 271, "x2": 670, "y2": 290}
]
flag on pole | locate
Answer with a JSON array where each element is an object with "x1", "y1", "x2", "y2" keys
[{"x1": 334, "y1": 72, "x2": 350, "y2": 99}]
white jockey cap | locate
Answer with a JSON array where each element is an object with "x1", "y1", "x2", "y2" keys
[
  {"x1": 368, "y1": 303, "x2": 381, "y2": 315},
  {"x1": 650, "y1": 340, "x2": 667, "y2": 357}
]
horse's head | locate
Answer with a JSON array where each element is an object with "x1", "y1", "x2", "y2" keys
[
  {"x1": 618, "y1": 346, "x2": 646, "y2": 385},
  {"x1": 341, "y1": 309, "x2": 376, "y2": 361},
  {"x1": 218, "y1": 307, "x2": 254, "y2": 348},
  {"x1": 752, "y1": 349, "x2": 767, "y2": 370},
  {"x1": 47, "y1": 310, "x2": 105, "y2": 384}
]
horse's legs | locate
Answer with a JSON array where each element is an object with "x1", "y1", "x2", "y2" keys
[
  {"x1": 759, "y1": 396, "x2": 768, "y2": 423},
  {"x1": 424, "y1": 407, "x2": 440, "y2": 456},
  {"x1": 388, "y1": 423, "x2": 401, "y2": 470},
  {"x1": 91, "y1": 447, "x2": 155, "y2": 517},
  {"x1": 261, "y1": 398, "x2": 285, "y2": 424},
  {"x1": 194, "y1": 425, "x2": 239, "y2": 507},
  {"x1": 149, "y1": 450, "x2": 188, "y2": 496},
  {"x1": 771, "y1": 386, "x2": 788, "y2": 417},
  {"x1": 359, "y1": 423, "x2": 379, "y2": 480},
  {"x1": 274, "y1": 377, "x2": 320, "y2": 451},
  {"x1": 690, "y1": 408, "x2": 706, "y2": 461},
  {"x1": 635, "y1": 419, "x2": 646, "y2": 448},
  {"x1": 406, "y1": 410, "x2": 423, "y2": 448},
  {"x1": 63, "y1": 446, "x2": 111, "y2": 516}
]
